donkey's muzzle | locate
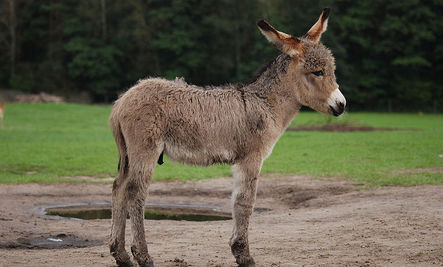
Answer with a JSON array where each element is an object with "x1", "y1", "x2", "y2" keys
[
  {"x1": 329, "y1": 102, "x2": 345, "y2": 116},
  {"x1": 328, "y1": 88, "x2": 346, "y2": 116}
]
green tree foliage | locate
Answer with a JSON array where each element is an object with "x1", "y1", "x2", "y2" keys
[
  {"x1": 334, "y1": 0, "x2": 443, "y2": 111},
  {"x1": 63, "y1": 1, "x2": 122, "y2": 100},
  {"x1": 0, "y1": 0, "x2": 441, "y2": 110}
]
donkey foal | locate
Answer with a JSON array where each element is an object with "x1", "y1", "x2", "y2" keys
[{"x1": 109, "y1": 8, "x2": 345, "y2": 267}]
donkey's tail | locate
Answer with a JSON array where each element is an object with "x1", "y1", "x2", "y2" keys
[{"x1": 110, "y1": 117, "x2": 128, "y2": 178}]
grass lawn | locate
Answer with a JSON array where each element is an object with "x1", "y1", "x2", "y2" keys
[{"x1": 0, "y1": 103, "x2": 442, "y2": 186}]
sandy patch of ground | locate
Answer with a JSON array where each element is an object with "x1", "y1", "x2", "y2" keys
[
  {"x1": 62, "y1": 176, "x2": 115, "y2": 183},
  {"x1": 0, "y1": 176, "x2": 441, "y2": 266}
]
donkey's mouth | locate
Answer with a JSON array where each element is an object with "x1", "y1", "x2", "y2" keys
[{"x1": 329, "y1": 104, "x2": 345, "y2": 117}]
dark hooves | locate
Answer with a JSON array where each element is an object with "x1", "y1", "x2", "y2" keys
[
  {"x1": 116, "y1": 259, "x2": 134, "y2": 267},
  {"x1": 135, "y1": 261, "x2": 154, "y2": 267}
]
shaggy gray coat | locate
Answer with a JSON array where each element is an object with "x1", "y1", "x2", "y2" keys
[{"x1": 108, "y1": 8, "x2": 346, "y2": 267}]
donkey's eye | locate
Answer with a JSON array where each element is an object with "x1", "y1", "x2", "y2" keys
[{"x1": 312, "y1": 71, "x2": 323, "y2": 76}]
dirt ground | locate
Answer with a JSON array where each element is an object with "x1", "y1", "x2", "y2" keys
[{"x1": 0, "y1": 175, "x2": 441, "y2": 267}]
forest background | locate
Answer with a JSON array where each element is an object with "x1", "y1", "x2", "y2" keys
[{"x1": 1, "y1": 0, "x2": 442, "y2": 111}]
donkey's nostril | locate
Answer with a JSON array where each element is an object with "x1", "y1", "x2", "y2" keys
[
  {"x1": 336, "y1": 102, "x2": 345, "y2": 113},
  {"x1": 329, "y1": 105, "x2": 339, "y2": 116},
  {"x1": 330, "y1": 103, "x2": 345, "y2": 117}
]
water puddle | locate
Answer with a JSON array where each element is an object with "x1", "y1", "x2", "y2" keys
[
  {"x1": 0, "y1": 234, "x2": 101, "y2": 249},
  {"x1": 43, "y1": 202, "x2": 234, "y2": 221}
]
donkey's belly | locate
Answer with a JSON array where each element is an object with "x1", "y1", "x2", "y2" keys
[{"x1": 163, "y1": 142, "x2": 235, "y2": 166}]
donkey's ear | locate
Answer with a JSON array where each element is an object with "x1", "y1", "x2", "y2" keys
[
  {"x1": 257, "y1": 19, "x2": 301, "y2": 57},
  {"x1": 305, "y1": 8, "x2": 330, "y2": 43}
]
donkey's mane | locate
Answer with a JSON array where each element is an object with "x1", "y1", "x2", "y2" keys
[
  {"x1": 197, "y1": 53, "x2": 291, "y2": 93},
  {"x1": 161, "y1": 54, "x2": 291, "y2": 94},
  {"x1": 235, "y1": 53, "x2": 291, "y2": 90}
]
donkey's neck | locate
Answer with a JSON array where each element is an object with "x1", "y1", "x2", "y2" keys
[
  {"x1": 243, "y1": 54, "x2": 291, "y2": 94},
  {"x1": 241, "y1": 54, "x2": 301, "y2": 129}
]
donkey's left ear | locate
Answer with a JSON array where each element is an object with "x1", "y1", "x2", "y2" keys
[
  {"x1": 305, "y1": 8, "x2": 330, "y2": 43},
  {"x1": 257, "y1": 19, "x2": 301, "y2": 57}
]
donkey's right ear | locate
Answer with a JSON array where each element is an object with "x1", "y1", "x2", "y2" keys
[{"x1": 257, "y1": 19, "x2": 301, "y2": 57}]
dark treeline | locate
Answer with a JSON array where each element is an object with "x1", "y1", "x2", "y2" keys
[{"x1": 0, "y1": 0, "x2": 442, "y2": 111}]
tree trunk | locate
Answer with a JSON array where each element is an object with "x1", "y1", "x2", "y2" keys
[
  {"x1": 101, "y1": 0, "x2": 107, "y2": 41},
  {"x1": 234, "y1": 20, "x2": 240, "y2": 80},
  {"x1": 8, "y1": 0, "x2": 16, "y2": 77}
]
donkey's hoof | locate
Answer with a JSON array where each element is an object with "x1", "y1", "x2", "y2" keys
[
  {"x1": 112, "y1": 252, "x2": 133, "y2": 267},
  {"x1": 236, "y1": 257, "x2": 255, "y2": 267},
  {"x1": 131, "y1": 246, "x2": 154, "y2": 267},
  {"x1": 236, "y1": 259, "x2": 255, "y2": 267},
  {"x1": 116, "y1": 259, "x2": 134, "y2": 267},
  {"x1": 134, "y1": 259, "x2": 154, "y2": 267}
]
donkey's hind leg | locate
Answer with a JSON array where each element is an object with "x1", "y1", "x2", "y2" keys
[
  {"x1": 110, "y1": 172, "x2": 132, "y2": 266},
  {"x1": 126, "y1": 150, "x2": 159, "y2": 267},
  {"x1": 230, "y1": 156, "x2": 262, "y2": 267}
]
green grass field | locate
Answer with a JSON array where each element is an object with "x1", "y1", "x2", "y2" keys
[{"x1": 0, "y1": 103, "x2": 442, "y2": 186}]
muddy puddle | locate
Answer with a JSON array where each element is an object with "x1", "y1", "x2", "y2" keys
[
  {"x1": 41, "y1": 202, "x2": 261, "y2": 221},
  {"x1": 0, "y1": 234, "x2": 101, "y2": 249}
]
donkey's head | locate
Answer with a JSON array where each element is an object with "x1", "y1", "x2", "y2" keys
[{"x1": 257, "y1": 8, "x2": 346, "y2": 116}]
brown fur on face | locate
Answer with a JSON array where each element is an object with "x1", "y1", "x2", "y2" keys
[
  {"x1": 288, "y1": 39, "x2": 339, "y2": 114},
  {"x1": 257, "y1": 8, "x2": 342, "y2": 116}
]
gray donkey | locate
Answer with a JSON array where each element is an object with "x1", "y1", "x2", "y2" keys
[{"x1": 109, "y1": 8, "x2": 345, "y2": 267}]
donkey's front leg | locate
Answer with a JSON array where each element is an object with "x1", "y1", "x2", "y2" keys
[{"x1": 230, "y1": 157, "x2": 262, "y2": 267}]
